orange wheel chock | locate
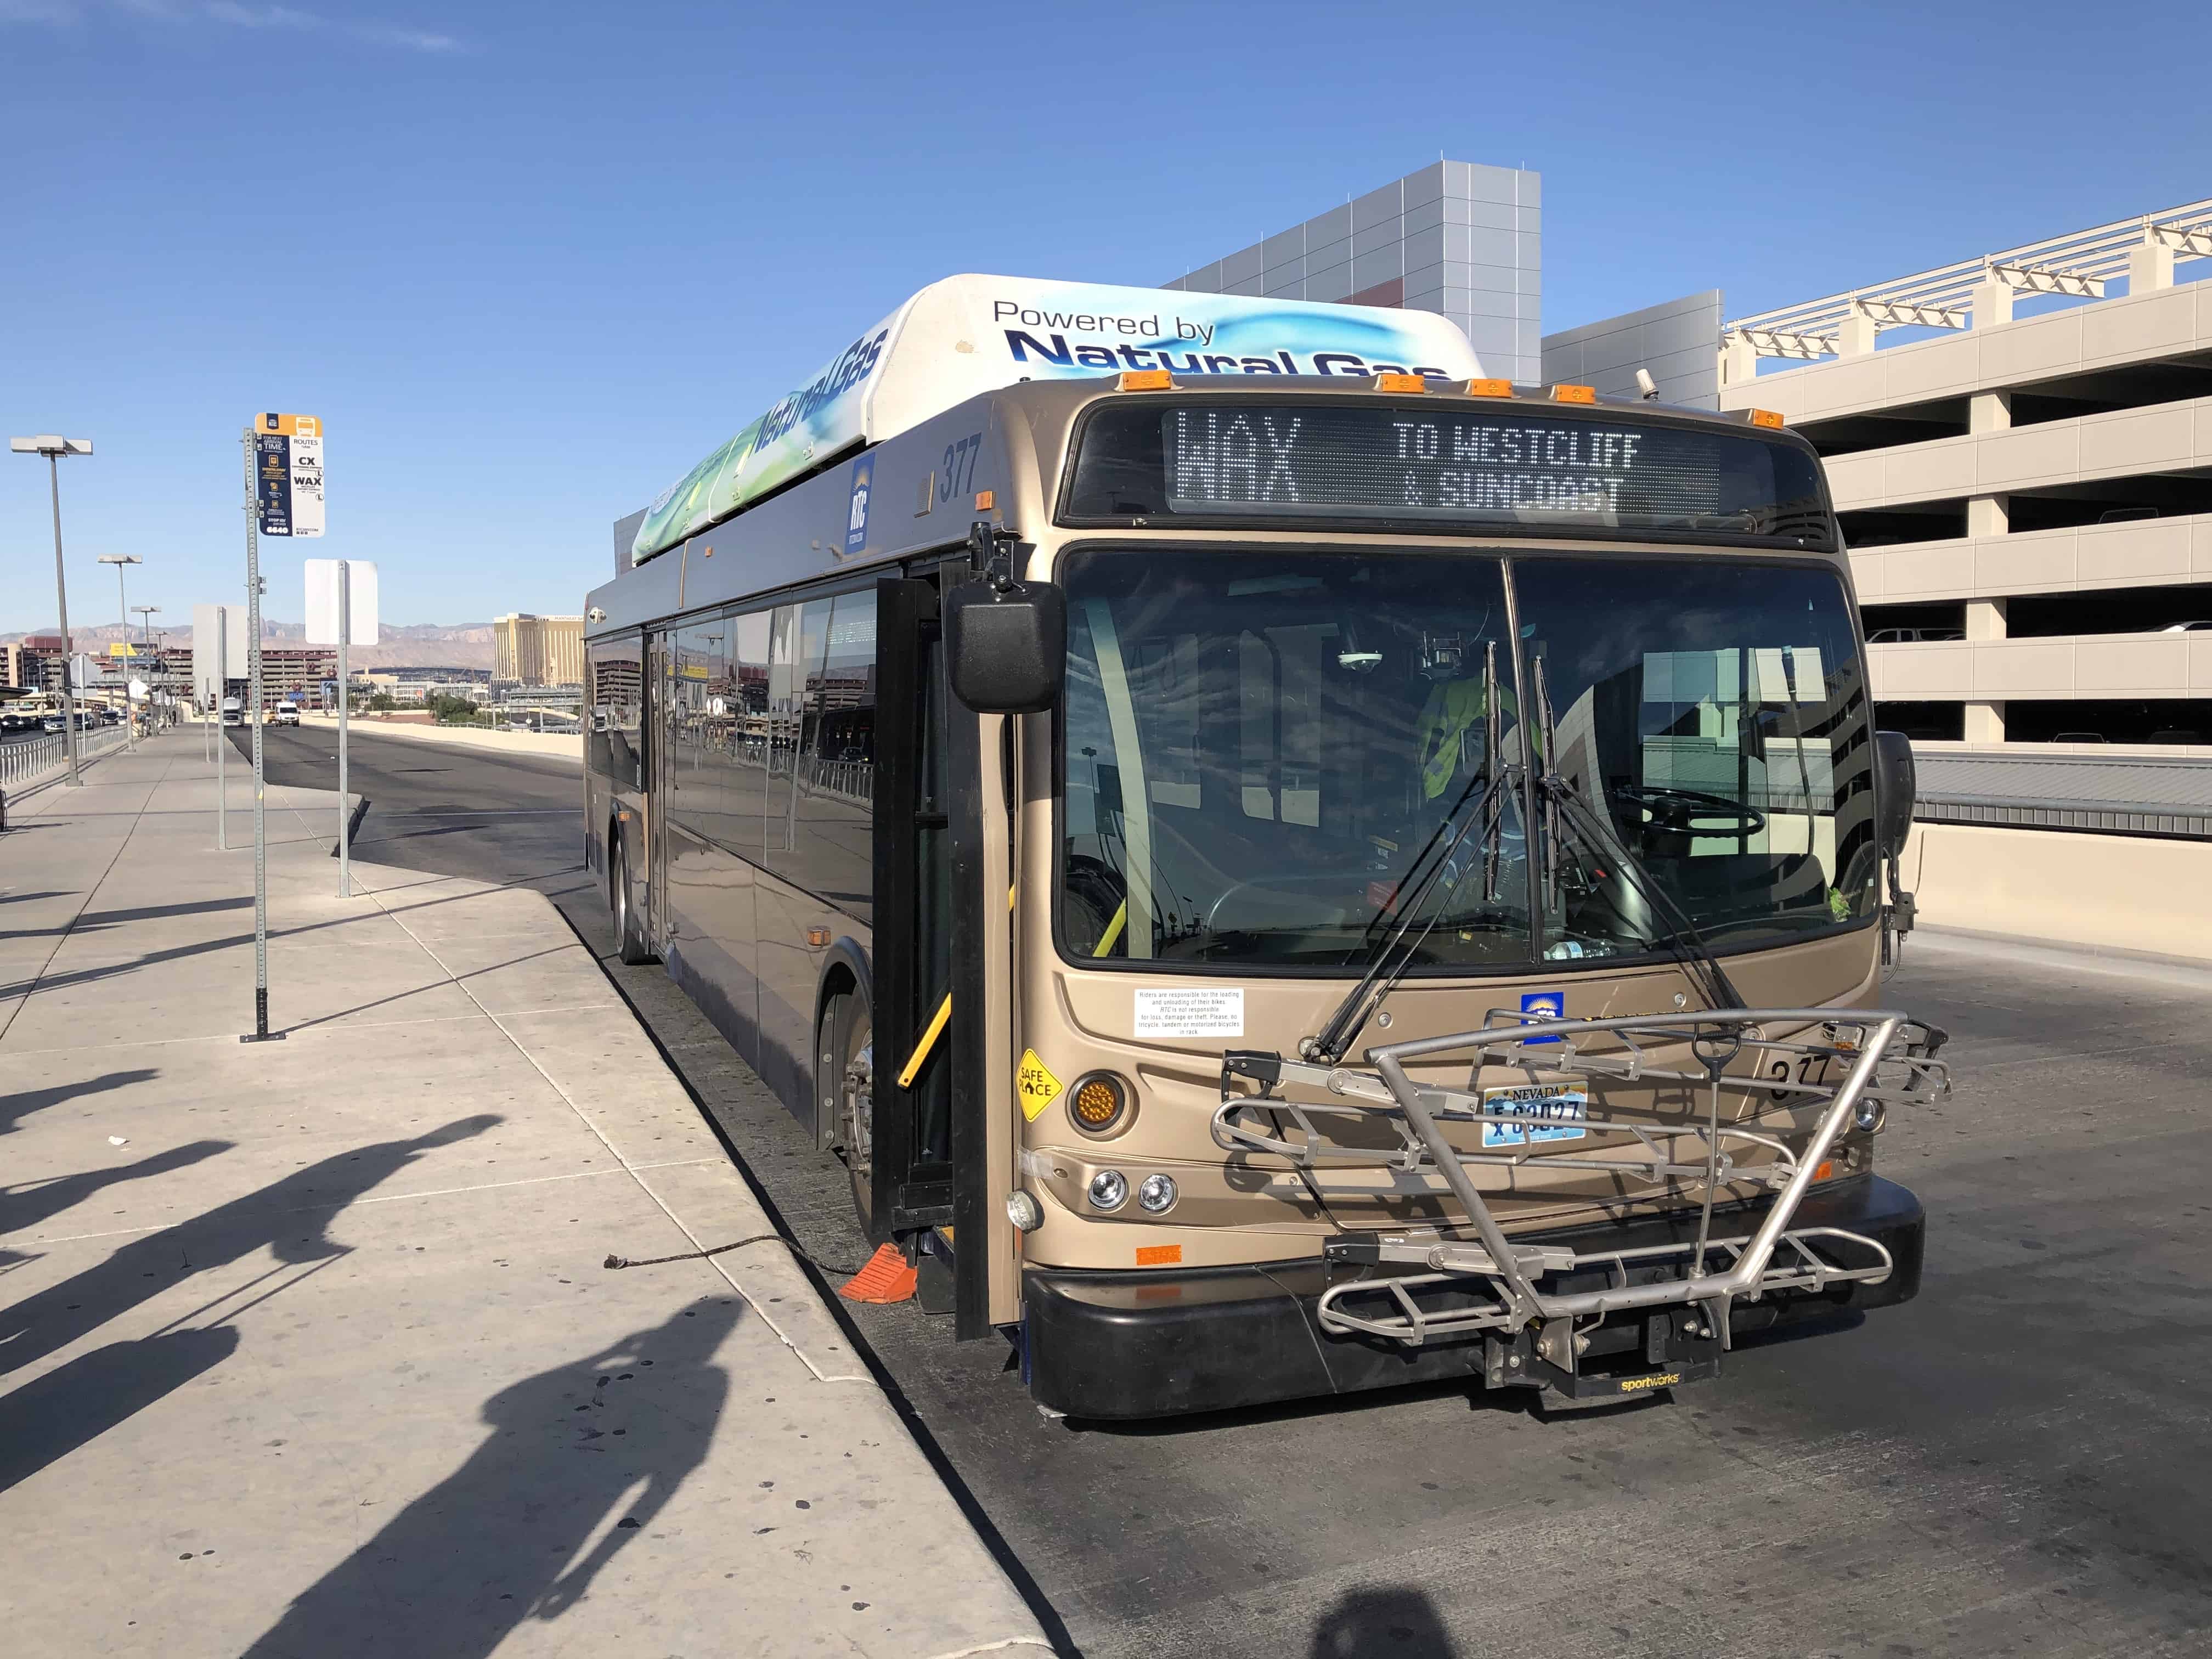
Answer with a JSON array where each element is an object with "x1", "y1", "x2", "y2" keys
[{"x1": 838, "y1": 1243, "x2": 917, "y2": 1304}]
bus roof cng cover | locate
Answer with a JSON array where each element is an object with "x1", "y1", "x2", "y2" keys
[{"x1": 623, "y1": 274, "x2": 1486, "y2": 566}]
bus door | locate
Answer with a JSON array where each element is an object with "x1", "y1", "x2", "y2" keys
[
  {"x1": 871, "y1": 568, "x2": 998, "y2": 1338},
  {"x1": 646, "y1": 629, "x2": 674, "y2": 954}
]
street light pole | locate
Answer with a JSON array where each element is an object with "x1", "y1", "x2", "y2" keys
[
  {"x1": 12, "y1": 437, "x2": 93, "y2": 784},
  {"x1": 133, "y1": 607, "x2": 161, "y2": 732},
  {"x1": 99, "y1": 554, "x2": 142, "y2": 751}
]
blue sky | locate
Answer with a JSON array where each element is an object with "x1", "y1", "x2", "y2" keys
[{"x1": 4, "y1": 0, "x2": 2210, "y2": 634}]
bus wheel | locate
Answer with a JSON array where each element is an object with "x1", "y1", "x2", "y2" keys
[
  {"x1": 611, "y1": 833, "x2": 653, "y2": 966},
  {"x1": 833, "y1": 995, "x2": 874, "y2": 1232}
]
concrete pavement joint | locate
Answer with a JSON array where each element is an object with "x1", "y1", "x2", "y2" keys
[
  {"x1": 0, "y1": 749, "x2": 180, "y2": 1047},
  {"x1": 358, "y1": 871, "x2": 876, "y2": 1385}
]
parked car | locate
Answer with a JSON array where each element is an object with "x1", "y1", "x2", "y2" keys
[
  {"x1": 2159, "y1": 620, "x2": 2212, "y2": 633},
  {"x1": 2052, "y1": 731, "x2": 2108, "y2": 743}
]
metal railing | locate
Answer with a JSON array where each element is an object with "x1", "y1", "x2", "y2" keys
[{"x1": 0, "y1": 723, "x2": 129, "y2": 790}]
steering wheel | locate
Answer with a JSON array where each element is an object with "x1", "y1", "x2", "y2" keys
[{"x1": 1610, "y1": 784, "x2": 1767, "y2": 839}]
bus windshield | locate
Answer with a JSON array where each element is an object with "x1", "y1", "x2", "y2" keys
[{"x1": 1058, "y1": 547, "x2": 1877, "y2": 971}]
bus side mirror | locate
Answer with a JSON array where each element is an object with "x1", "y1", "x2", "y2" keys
[
  {"x1": 1875, "y1": 729, "x2": 1916, "y2": 856},
  {"x1": 944, "y1": 579, "x2": 1066, "y2": 714}
]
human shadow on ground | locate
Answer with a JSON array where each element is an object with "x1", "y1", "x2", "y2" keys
[
  {"x1": 0, "y1": 1325, "x2": 240, "y2": 1496},
  {"x1": 0, "y1": 1113, "x2": 500, "y2": 1380},
  {"x1": 0, "y1": 1069, "x2": 159, "y2": 1137},
  {"x1": 0, "y1": 1137, "x2": 233, "y2": 1240},
  {"x1": 1310, "y1": 1585, "x2": 1461, "y2": 1658},
  {"x1": 0, "y1": 894, "x2": 252, "y2": 942},
  {"x1": 241, "y1": 1296, "x2": 741, "y2": 1659}
]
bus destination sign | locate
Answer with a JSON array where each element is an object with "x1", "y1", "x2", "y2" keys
[{"x1": 1163, "y1": 405, "x2": 1714, "y2": 522}]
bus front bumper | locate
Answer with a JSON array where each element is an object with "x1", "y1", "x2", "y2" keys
[{"x1": 1022, "y1": 1173, "x2": 1923, "y2": 1420}]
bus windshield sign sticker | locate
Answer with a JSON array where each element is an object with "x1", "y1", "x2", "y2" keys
[
  {"x1": 1481, "y1": 1084, "x2": 1588, "y2": 1148},
  {"x1": 1017, "y1": 1049, "x2": 1063, "y2": 1121},
  {"x1": 1133, "y1": 987, "x2": 1244, "y2": 1039}
]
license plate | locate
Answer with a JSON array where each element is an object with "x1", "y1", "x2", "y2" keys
[{"x1": 1481, "y1": 1084, "x2": 1588, "y2": 1147}]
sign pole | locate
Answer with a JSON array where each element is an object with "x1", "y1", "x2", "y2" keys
[
  {"x1": 216, "y1": 606, "x2": 228, "y2": 849},
  {"x1": 337, "y1": 558, "x2": 351, "y2": 898},
  {"x1": 47, "y1": 453, "x2": 81, "y2": 786},
  {"x1": 241, "y1": 427, "x2": 281, "y2": 1043}
]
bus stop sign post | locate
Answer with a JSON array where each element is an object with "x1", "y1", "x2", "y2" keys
[
  {"x1": 216, "y1": 609, "x2": 228, "y2": 851},
  {"x1": 240, "y1": 428, "x2": 280, "y2": 1041},
  {"x1": 239, "y1": 413, "x2": 322, "y2": 1043}
]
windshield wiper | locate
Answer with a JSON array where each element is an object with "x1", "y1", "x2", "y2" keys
[
  {"x1": 1527, "y1": 654, "x2": 1744, "y2": 1009},
  {"x1": 1304, "y1": 644, "x2": 1513, "y2": 1065}
]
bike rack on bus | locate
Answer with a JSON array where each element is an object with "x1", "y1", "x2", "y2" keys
[{"x1": 1210, "y1": 1008, "x2": 1950, "y2": 1371}]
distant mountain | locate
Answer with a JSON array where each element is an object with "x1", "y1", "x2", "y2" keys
[{"x1": 1, "y1": 621, "x2": 498, "y2": 672}]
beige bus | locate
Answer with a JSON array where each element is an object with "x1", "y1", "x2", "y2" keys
[{"x1": 584, "y1": 280, "x2": 1949, "y2": 1418}]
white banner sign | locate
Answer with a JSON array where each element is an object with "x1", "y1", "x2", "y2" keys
[
  {"x1": 191, "y1": 603, "x2": 252, "y2": 705},
  {"x1": 304, "y1": 559, "x2": 379, "y2": 646}
]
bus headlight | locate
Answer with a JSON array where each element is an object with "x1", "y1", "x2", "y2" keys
[
  {"x1": 1086, "y1": 1170, "x2": 1128, "y2": 1211},
  {"x1": 1068, "y1": 1071, "x2": 1133, "y2": 1137},
  {"x1": 1137, "y1": 1173, "x2": 1178, "y2": 1214}
]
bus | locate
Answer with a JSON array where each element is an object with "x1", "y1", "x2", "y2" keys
[{"x1": 584, "y1": 276, "x2": 1951, "y2": 1419}]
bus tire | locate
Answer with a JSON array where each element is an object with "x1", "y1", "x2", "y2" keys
[
  {"x1": 610, "y1": 830, "x2": 654, "y2": 966},
  {"x1": 825, "y1": 990, "x2": 874, "y2": 1233}
]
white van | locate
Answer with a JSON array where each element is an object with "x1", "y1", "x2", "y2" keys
[{"x1": 275, "y1": 703, "x2": 301, "y2": 726}]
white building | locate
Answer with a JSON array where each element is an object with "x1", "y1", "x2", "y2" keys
[{"x1": 1718, "y1": 201, "x2": 2212, "y2": 750}]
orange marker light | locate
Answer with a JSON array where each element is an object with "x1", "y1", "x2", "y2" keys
[
  {"x1": 973, "y1": 490, "x2": 994, "y2": 511},
  {"x1": 1550, "y1": 383, "x2": 1598, "y2": 404},
  {"x1": 1117, "y1": 369, "x2": 1172, "y2": 391},
  {"x1": 1465, "y1": 379, "x2": 1514, "y2": 398},
  {"x1": 1813, "y1": 1160, "x2": 1836, "y2": 1182},
  {"x1": 1749, "y1": 408, "x2": 1786, "y2": 428},
  {"x1": 1375, "y1": 373, "x2": 1428, "y2": 394}
]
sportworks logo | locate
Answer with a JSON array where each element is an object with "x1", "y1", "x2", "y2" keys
[{"x1": 1617, "y1": 1373, "x2": 1681, "y2": 1393}]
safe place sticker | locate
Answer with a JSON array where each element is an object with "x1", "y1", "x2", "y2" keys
[
  {"x1": 1133, "y1": 987, "x2": 1245, "y2": 1039},
  {"x1": 1017, "y1": 1049, "x2": 1063, "y2": 1122},
  {"x1": 1480, "y1": 1083, "x2": 1589, "y2": 1148}
]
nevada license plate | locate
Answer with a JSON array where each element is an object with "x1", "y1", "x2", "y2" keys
[{"x1": 1481, "y1": 1084, "x2": 1588, "y2": 1148}]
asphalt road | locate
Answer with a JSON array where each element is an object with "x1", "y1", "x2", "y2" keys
[{"x1": 249, "y1": 723, "x2": 2212, "y2": 1658}]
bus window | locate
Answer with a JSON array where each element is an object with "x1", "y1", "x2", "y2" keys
[
  {"x1": 585, "y1": 634, "x2": 643, "y2": 789},
  {"x1": 789, "y1": 589, "x2": 877, "y2": 919},
  {"x1": 1515, "y1": 556, "x2": 1876, "y2": 951},
  {"x1": 1059, "y1": 548, "x2": 1527, "y2": 967},
  {"x1": 764, "y1": 600, "x2": 832, "y2": 867},
  {"x1": 713, "y1": 608, "x2": 773, "y2": 852},
  {"x1": 665, "y1": 617, "x2": 731, "y2": 845}
]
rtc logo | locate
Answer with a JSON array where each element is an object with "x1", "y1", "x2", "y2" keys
[{"x1": 1519, "y1": 990, "x2": 1564, "y2": 1045}]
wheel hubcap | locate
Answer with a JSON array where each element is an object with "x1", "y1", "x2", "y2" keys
[{"x1": 843, "y1": 1036, "x2": 873, "y2": 1194}]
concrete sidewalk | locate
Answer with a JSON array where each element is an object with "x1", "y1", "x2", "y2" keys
[{"x1": 0, "y1": 732, "x2": 1052, "y2": 1658}]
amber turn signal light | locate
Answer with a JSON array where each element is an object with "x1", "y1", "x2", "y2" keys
[{"x1": 1068, "y1": 1071, "x2": 1132, "y2": 1136}]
